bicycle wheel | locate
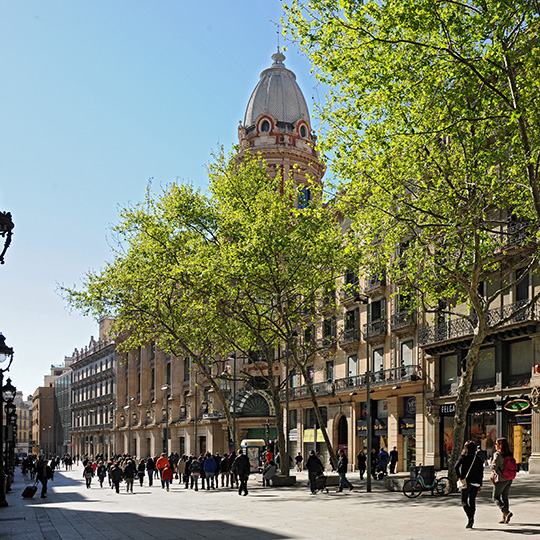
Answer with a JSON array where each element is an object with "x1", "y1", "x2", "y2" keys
[
  {"x1": 403, "y1": 479, "x2": 422, "y2": 498},
  {"x1": 435, "y1": 476, "x2": 452, "y2": 496}
]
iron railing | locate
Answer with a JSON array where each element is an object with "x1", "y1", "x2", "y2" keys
[
  {"x1": 390, "y1": 311, "x2": 417, "y2": 331},
  {"x1": 362, "y1": 318, "x2": 387, "y2": 339},
  {"x1": 419, "y1": 299, "x2": 536, "y2": 345},
  {"x1": 280, "y1": 365, "x2": 422, "y2": 400}
]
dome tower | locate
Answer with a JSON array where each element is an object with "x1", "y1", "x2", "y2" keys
[{"x1": 238, "y1": 51, "x2": 325, "y2": 189}]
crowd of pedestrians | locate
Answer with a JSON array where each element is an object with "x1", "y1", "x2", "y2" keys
[{"x1": 52, "y1": 449, "x2": 256, "y2": 496}]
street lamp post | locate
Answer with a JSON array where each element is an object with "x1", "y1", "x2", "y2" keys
[
  {"x1": 356, "y1": 294, "x2": 373, "y2": 493},
  {"x1": 124, "y1": 396, "x2": 135, "y2": 456},
  {"x1": 3, "y1": 379, "x2": 16, "y2": 495},
  {"x1": 161, "y1": 385, "x2": 170, "y2": 455},
  {"x1": 0, "y1": 334, "x2": 14, "y2": 507}
]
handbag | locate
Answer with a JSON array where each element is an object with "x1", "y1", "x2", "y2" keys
[{"x1": 490, "y1": 472, "x2": 495, "y2": 485}]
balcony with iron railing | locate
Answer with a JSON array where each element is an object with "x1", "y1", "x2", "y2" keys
[
  {"x1": 280, "y1": 364, "x2": 422, "y2": 401},
  {"x1": 339, "y1": 327, "x2": 361, "y2": 346},
  {"x1": 391, "y1": 310, "x2": 417, "y2": 332},
  {"x1": 418, "y1": 299, "x2": 536, "y2": 346},
  {"x1": 365, "y1": 273, "x2": 386, "y2": 293},
  {"x1": 362, "y1": 318, "x2": 387, "y2": 340}
]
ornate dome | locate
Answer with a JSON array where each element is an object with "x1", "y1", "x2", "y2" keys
[{"x1": 243, "y1": 51, "x2": 311, "y2": 130}]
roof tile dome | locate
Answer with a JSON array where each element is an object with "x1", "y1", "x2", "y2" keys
[{"x1": 244, "y1": 51, "x2": 311, "y2": 130}]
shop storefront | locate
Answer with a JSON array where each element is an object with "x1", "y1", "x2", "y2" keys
[
  {"x1": 400, "y1": 397, "x2": 417, "y2": 471},
  {"x1": 505, "y1": 398, "x2": 533, "y2": 470}
]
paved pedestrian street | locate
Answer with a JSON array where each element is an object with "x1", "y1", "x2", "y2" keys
[{"x1": 2, "y1": 466, "x2": 540, "y2": 540}]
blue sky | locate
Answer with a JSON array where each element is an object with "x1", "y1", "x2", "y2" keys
[{"x1": 0, "y1": 1, "x2": 325, "y2": 396}]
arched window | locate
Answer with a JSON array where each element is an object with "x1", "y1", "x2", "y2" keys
[{"x1": 261, "y1": 120, "x2": 271, "y2": 133}]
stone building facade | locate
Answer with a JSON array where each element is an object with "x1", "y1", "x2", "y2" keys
[{"x1": 70, "y1": 317, "x2": 116, "y2": 458}]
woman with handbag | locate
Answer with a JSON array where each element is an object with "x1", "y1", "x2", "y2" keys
[
  {"x1": 490, "y1": 437, "x2": 515, "y2": 524},
  {"x1": 455, "y1": 441, "x2": 484, "y2": 529}
]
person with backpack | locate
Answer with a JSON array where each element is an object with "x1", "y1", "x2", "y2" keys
[
  {"x1": 455, "y1": 441, "x2": 484, "y2": 529},
  {"x1": 490, "y1": 437, "x2": 518, "y2": 524}
]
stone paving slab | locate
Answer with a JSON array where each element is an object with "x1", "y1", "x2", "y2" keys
[{"x1": 1, "y1": 465, "x2": 539, "y2": 540}]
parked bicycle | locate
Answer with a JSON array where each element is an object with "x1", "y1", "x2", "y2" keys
[{"x1": 403, "y1": 465, "x2": 452, "y2": 498}]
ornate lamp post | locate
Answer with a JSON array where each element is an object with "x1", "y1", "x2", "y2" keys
[
  {"x1": 0, "y1": 334, "x2": 14, "y2": 507},
  {"x1": 0, "y1": 212, "x2": 14, "y2": 265},
  {"x1": 3, "y1": 378, "x2": 16, "y2": 494}
]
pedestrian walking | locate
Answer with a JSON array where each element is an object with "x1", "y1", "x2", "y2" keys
[
  {"x1": 455, "y1": 441, "x2": 483, "y2": 529},
  {"x1": 190, "y1": 457, "x2": 201, "y2": 491},
  {"x1": 146, "y1": 456, "x2": 156, "y2": 486},
  {"x1": 204, "y1": 453, "x2": 218, "y2": 489},
  {"x1": 176, "y1": 456, "x2": 186, "y2": 484},
  {"x1": 295, "y1": 452, "x2": 303, "y2": 472},
  {"x1": 306, "y1": 450, "x2": 324, "y2": 495},
  {"x1": 137, "y1": 459, "x2": 146, "y2": 487},
  {"x1": 357, "y1": 450, "x2": 366, "y2": 480},
  {"x1": 156, "y1": 453, "x2": 170, "y2": 487},
  {"x1": 83, "y1": 462, "x2": 94, "y2": 489},
  {"x1": 232, "y1": 449, "x2": 251, "y2": 496},
  {"x1": 389, "y1": 446, "x2": 398, "y2": 474},
  {"x1": 110, "y1": 462, "x2": 123, "y2": 494},
  {"x1": 123, "y1": 459, "x2": 136, "y2": 493},
  {"x1": 336, "y1": 449, "x2": 353, "y2": 492},
  {"x1": 490, "y1": 437, "x2": 518, "y2": 524},
  {"x1": 96, "y1": 461, "x2": 107, "y2": 488},
  {"x1": 162, "y1": 464, "x2": 174, "y2": 491},
  {"x1": 36, "y1": 458, "x2": 53, "y2": 499}
]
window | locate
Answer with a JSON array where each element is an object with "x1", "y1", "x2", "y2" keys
[
  {"x1": 261, "y1": 119, "x2": 270, "y2": 132},
  {"x1": 373, "y1": 347, "x2": 384, "y2": 372},
  {"x1": 166, "y1": 363, "x2": 171, "y2": 385},
  {"x1": 516, "y1": 268, "x2": 529, "y2": 302},
  {"x1": 304, "y1": 324, "x2": 314, "y2": 344},
  {"x1": 440, "y1": 354, "x2": 458, "y2": 392},
  {"x1": 345, "y1": 308, "x2": 359, "y2": 338},
  {"x1": 290, "y1": 369, "x2": 298, "y2": 388},
  {"x1": 370, "y1": 298, "x2": 385, "y2": 321},
  {"x1": 300, "y1": 124, "x2": 307, "y2": 138},
  {"x1": 344, "y1": 271, "x2": 359, "y2": 296},
  {"x1": 306, "y1": 407, "x2": 327, "y2": 427},
  {"x1": 298, "y1": 186, "x2": 311, "y2": 209},
  {"x1": 473, "y1": 347, "x2": 496, "y2": 383},
  {"x1": 510, "y1": 339, "x2": 533, "y2": 376},
  {"x1": 401, "y1": 340, "x2": 414, "y2": 366},
  {"x1": 183, "y1": 357, "x2": 190, "y2": 381},
  {"x1": 322, "y1": 316, "x2": 337, "y2": 346},
  {"x1": 347, "y1": 354, "x2": 358, "y2": 377},
  {"x1": 289, "y1": 409, "x2": 297, "y2": 428},
  {"x1": 326, "y1": 360, "x2": 334, "y2": 382},
  {"x1": 150, "y1": 368, "x2": 155, "y2": 390}
]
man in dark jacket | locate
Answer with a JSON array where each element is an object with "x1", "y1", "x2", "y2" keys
[
  {"x1": 232, "y1": 449, "x2": 251, "y2": 496},
  {"x1": 36, "y1": 459, "x2": 53, "y2": 498},
  {"x1": 305, "y1": 450, "x2": 324, "y2": 495},
  {"x1": 337, "y1": 449, "x2": 353, "y2": 492},
  {"x1": 110, "y1": 463, "x2": 123, "y2": 494}
]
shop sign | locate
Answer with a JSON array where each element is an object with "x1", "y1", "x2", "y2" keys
[
  {"x1": 374, "y1": 419, "x2": 387, "y2": 435},
  {"x1": 504, "y1": 399, "x2": 531, "y2": 413},
  {"x1": 288, "y1": 428, "x2": 298, "y2": 441},
  {"x1": 356, "y1": 419, "x2": 367, "y2": 435},
  {"x1": 440, "y1": 404, "x2": 456, "y2": 415},
  {"x1": 399, "y1": 417, "x2": 416, "y2": 435}
]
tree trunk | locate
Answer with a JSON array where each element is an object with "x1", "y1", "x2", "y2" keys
[{"x1": 448, "y1": 329, "x2": 486, "y2": 489}]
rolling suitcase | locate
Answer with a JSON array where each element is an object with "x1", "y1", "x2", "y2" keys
[{"x1": 22, "y1": 482, "x2": 38, "y2": 498}]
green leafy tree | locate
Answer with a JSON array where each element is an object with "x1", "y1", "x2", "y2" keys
[
  {"x1": 284, "y1": 0, "x2": 540, "y2": 482},
  {"x1": 207, "y1": 150, "x2": 348, "y2": 471}
]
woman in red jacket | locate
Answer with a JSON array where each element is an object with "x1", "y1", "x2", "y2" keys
[{"x1": 161, "y1": 464, "x2": 174, "y2": 492}]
